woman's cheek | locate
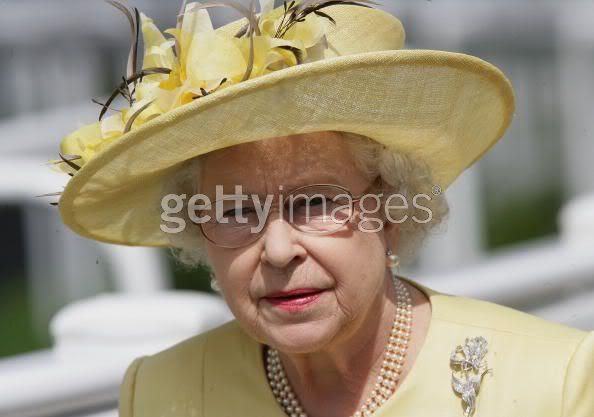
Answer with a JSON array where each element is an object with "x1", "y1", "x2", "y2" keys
[
  {"x1": 330, "y1": 279, "x2": 360, "y2": 322},
  {"x1": 234, "y1": 280, "x2": 259, "y2": 318}
]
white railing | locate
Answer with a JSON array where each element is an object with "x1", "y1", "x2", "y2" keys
[
  {"x1": 0, "y1": 291, "x2": 233, "y2": 417},
  {"x1": 416, "y1": 192, "x2": 594, "y2": 330},
  {"x1": 416, "y1": 239, "x2": 594, "y2": 330},
  {"x1": 0, "y1": 156, "x2": 173, "y2": 337}
]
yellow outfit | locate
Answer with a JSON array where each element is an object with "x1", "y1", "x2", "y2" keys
[{"x1": 118, "y1": 277, "x2": 594, "y2": 417}]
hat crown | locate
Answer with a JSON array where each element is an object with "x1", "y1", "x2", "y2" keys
[
  {"x1": 53, "y1": 2, "x2": 405, "y2": 176},
  {"x1": 217, "y1": 4, "x2": 405, "y2": 59}
]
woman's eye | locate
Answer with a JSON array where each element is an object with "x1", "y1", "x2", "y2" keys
[
  {"x1": 292, "y1": 195, "x2": 332, "y2": 209},
  {"x1": 309, "y1": 197, "x2": 326, "y2": 206},
  {"x1": 222, "y1": 207, "x2": 255, "y2": 217}
]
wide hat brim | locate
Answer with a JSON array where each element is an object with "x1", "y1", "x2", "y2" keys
[{"x1": 58, "y1": 27, "x2": 514, "y2": 247}]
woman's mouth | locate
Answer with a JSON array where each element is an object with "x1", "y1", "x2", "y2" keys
[{"x1": 262, "y1": 288, "x2": 326, "y2": 312}]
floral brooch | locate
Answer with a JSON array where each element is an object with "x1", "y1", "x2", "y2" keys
[{"x1": 450, "y1": 336, "x2": 492, "y2": 417}]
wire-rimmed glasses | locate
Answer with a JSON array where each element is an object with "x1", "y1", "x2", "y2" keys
[{"x1": 191, "y1": 180, "x2": 380, "y2": 249}]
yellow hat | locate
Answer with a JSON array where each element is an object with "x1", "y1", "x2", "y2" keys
[{"x1": 48, "y1": 0, "x2": 515, "y2": 247}]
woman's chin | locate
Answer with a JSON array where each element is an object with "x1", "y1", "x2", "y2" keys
[{"x1": 264, "y1": 319, "x2": 341, "y2": 354}]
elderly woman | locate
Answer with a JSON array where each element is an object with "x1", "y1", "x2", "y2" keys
[{"x1": 49, "y1": 1, "x2": 593, "y2": 417}]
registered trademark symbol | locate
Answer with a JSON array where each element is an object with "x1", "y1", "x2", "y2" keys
[{"x1": 432, "y1": 185, "x2": 442, "y2": 195}]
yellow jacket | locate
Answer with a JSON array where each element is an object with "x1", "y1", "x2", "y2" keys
[{"x1": 118, "y1": 277, "x2": 594, "y2": 417}]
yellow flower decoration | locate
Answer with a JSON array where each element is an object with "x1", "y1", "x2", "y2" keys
[{"x1": 47, "y1": 0, "x2": 375, "y2": 179}]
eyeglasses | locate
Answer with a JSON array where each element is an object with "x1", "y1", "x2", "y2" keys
[{"x1": 191, "y1": 179, "x2": 381, "y2": 249}]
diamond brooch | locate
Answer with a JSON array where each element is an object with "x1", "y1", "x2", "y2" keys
[{"x1": 450, "y1": 336, "x2": 492, "y2": 417}]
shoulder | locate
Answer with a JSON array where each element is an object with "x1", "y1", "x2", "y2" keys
[
  {"x1": 118, "y1": 319, "x2": 248, "y2": 417},
  {"x1": 429, "y1": 285, "x2": 590, "y2": 367},
  {"x1": 561, "y1": 329, "x2": 594, "y2": 417},
  {"x1": 419, "y1": 281, "x2": 594, "y2": 416},
  {"x1": 417, "y1": 277, "x2": 587, "y2": 340}
]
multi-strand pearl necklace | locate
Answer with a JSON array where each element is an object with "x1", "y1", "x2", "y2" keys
[{"x1": 265, "y1": 273, "x2": 413, "y2": 417}]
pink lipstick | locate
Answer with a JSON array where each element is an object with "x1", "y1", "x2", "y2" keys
[{"x1": 263, "y1": 288, "x2": 325, "y2": 312}]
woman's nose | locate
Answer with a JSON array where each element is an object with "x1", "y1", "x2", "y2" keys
[{"x1": 260, "y1": 213, "x2": 306, "y2": 268}]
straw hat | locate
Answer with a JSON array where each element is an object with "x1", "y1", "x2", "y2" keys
[{"x1": 47, "y1": 0, "x2": 515, "y2": 247}]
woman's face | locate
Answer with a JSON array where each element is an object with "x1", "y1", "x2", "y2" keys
[{"x1": 200, "y1": 131, "x2": 397, "y2": 353}]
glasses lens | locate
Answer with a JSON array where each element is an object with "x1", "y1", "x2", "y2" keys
[
  {"x1": 196, "y1": 197, "x2": 262, "y2": 248},
  {"x1": 285, "y1": 184, "x2": 353, "y2": 234},
  {"x1": 200, "y1": 219, "x2": 259, "y2": 248},
  {"x1": 194, "y1": 184, "x2": 355, "y2": 247}
]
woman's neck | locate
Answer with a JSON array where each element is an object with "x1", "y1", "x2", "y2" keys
[{"x1": 274, "y1": 270, "x2": 401, "y2": 417}]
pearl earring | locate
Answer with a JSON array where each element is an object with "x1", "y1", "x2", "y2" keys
[{"x1": 386, "y1": 248, "x2": 400, "y2": 272}]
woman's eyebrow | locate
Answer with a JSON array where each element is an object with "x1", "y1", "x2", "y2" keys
[
  {"x1": 282, "y1": 175, "x2": 347, "y2": 191},
  {"x1": 205, "y1": 175, "x2": 347, "y2": 197}
]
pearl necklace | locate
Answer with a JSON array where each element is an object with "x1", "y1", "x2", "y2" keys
[{"x1": 265, "y1": 273, "x2": 413, "y2": 417}]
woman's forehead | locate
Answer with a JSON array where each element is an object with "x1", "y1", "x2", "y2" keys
[
  {"x1": 204, "y1": 132, "x2": 346, "y2": 162},
  {"x1": 199, "y1": 132, "x2": 365, "y2": 192}
]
